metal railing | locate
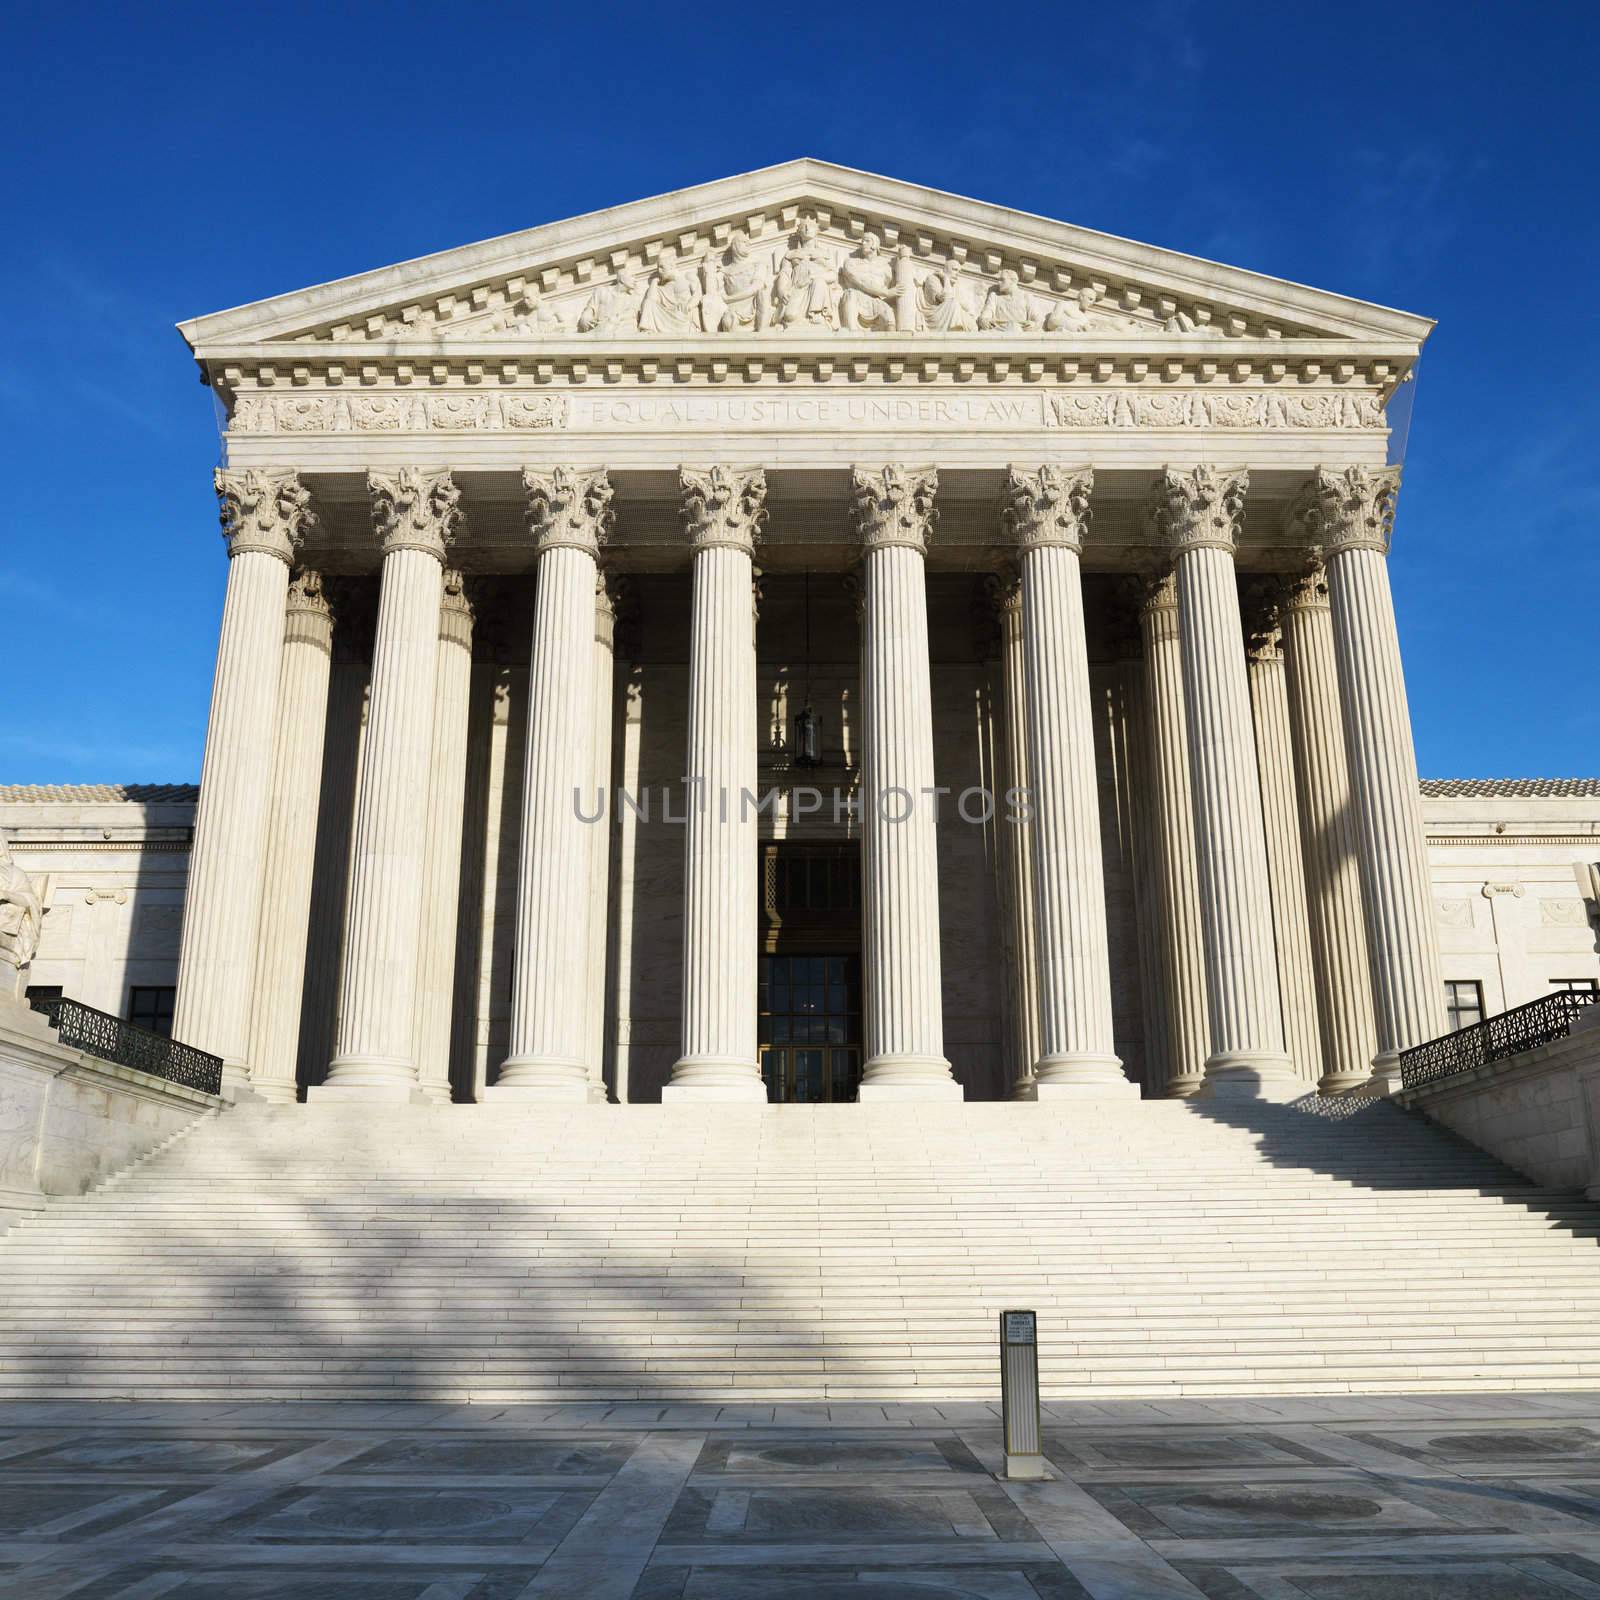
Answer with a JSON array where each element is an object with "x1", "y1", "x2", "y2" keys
[
  {"x1": 1398, "y1": 989, "x2": 1600, "y2": 1092},
  {"x1": 29, "y1": 997, "x2": 224, "y2": 1097}
]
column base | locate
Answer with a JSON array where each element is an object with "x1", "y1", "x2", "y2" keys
[
  {"x1": 1201, "y1": 1052, "x2": 1304, "y2": 1101},
  {"x1": 664, "y1": 1056, "x2": 766, "y2": 1102},
  {"x1": 416, "y1": 1080, "x2": 453, "y2": 1106},
  {"x1": 483, "y1": 1079, "x2": 591, "y2": 1104},
  {"x1": 1358, "y1": 1050, "x2": 1404, "y2": 1098},
  {"x1": 858, "y1": 1056, "x2": 963, "y2": 1103},
  {"x1": 313, "y1": 1053, "x2": 426, "y2": 1103},
  {"x1": 1030, "y1": 1053, "x2": 1138, "y2": 1100},
  {"x1": 1319, "y1": 1069, "x2": 1375, "y2": 1095},
  {"x1": 1007, "y1": 1075, "x2": 1038, "y2": 1102},
  {"x1": 249, "y1": 1077, "x2": 300, "y2": 1107},
  {"x1": 1165, "y1": 1073, "x2": 1207, "y2": 1099},
  {"x1": 489, "y1": 1055, "x2": 591, "y2": 1102}
]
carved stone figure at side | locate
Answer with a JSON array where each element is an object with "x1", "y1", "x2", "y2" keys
[
  {"x1": 638, "y1": 246, "x2": 703, "y2": 336},
  {"x1": 773, "y1": 218, "x2": 836, "y2": 331},
  {"x1": 978, "y1": 269, "x2": 1038, "y2": 332},
  {"x1": 837, "y1": 233, "x2": 902, "y2": 332},
  {"x1": 489, "y1": 285, "x2": 567, "y2": 334},
  {"x1": 1042, "y1": 286, "x2": 1134, "y2": 332},
  {"x1": 712, "y1": 234, "x2": 770, "y2": 332},
  {"x1": 0, "y1": 833, "x2": 43, "y2": 999},
  {"x1": 577, "y1": 268, "x2": 641, "y2": 335},
  {"x1": 917, "y1": 260, "x2": 974, "y2": 331}
]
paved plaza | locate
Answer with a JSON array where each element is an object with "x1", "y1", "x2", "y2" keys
[{"x1": 6, "y1": 1394, "x2": 1600, "y2": 1596}]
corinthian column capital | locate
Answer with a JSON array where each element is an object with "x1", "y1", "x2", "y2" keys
[
  {"x1": 1002, "y1": 464, "x2": 1093, "y2": 554},
  {"x1": 1285, "y1": 464, "x2": 1401, "y2": 556},
  {"x1": 368, "y1": 468, "x2": 462, "y2": 561},
  {"x1": 1280, "y1": 554, "x2": 1331, "y2": 613},
  {"x1": 680, "y1": 465, "x2": 767, "y2": 556},
  {"x1": 851, "y1": 465, "x2": 938, "y2": 554},
  {"x1": 439, "y1": 568, "x2": 475, "y2": 648},
  {"x1": 215, "y1": 469, "x2": 319, "y2": 563},
  {"x1": 524, "y1": 466, "x2": 614, "y2": 558},
  {"x1": 286, "y1": 567, "x2": 332, "y2": 619},
  {"x1": 1146, "y1": 464, "x2": 1249, "y2": 556},
  {"x1": 1138, "y1": 566, "x2": 1180, "y2": 620}
]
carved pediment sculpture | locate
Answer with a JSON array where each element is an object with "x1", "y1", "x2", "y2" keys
[{"x1": 0, "y1": 833, "x2": 43, "y2": 994}]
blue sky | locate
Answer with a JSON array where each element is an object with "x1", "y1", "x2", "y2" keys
[{"x1": 5, "y1": 1, "x2": 1595, "y2": 782}]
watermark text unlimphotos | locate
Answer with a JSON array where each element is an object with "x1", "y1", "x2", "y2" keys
[{"x1": 572, "y1": 783, "x2": 1032, "y2": 826}]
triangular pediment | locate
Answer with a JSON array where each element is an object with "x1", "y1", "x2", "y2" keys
[{"x1": 178, "y1": 160, "x2": 1432, "y2": 356}]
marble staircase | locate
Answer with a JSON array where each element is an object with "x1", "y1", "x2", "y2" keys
[{"x1": 2, "y1": 1097, "x2": 1599, "y2": 1401}]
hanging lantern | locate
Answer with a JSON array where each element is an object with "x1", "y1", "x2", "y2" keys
[{"x1": 794, "y1": 701, "x2": 820, "y2": 767}]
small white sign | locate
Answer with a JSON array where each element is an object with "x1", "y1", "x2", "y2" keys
[{"x1": 1003, "y1": 1311, "x2": 1036, "y2": 1345}]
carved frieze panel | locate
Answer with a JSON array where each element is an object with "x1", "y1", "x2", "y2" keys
[
  {"x1": 231, "y1": 393, "x2": 569, "y2": 434},
  {"x1": 1045, "y1": 391, "x2": 1384, "y2": 430},
  {"x1": 228, "y1": 384, "x2": 1386, "y2": 436}
]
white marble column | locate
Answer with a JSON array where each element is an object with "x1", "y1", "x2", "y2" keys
[
  {"x1": 1278, "y1": 558, "x2": 1380, "y2": 1091},
  {"x1": 1151, "y1": 466, "x2": 1298, "y2": 1098},
  {"x1": 413, "y1": 570, "x2": 475, "y2": 1104},
  {"x1": 1244, "y1": 597, "x2": 1325, "y2": 1087},
  {"x1": 666, "y1": 467, "x2": 766, "y2": 1102},
  {"x1": 585, "y1": 571, "x2": 619, "y2": 1101},
  {"x1": 991, "y1": 570, "x2": 1042, "y2": 1098},
  {"x1": 1006, "y1": 467, "x2": 1132, "y2": 1099},
  {"x1": 1137, "y1": 572, "x2": 1209, "y2": 1096},
  {"x1": 491, "y1": 468, "x2": 610, "y2": 1101},
  {"x1": 246, "y1": 570, "x2": 333, "y2": 1103},
  {"x1": 852, "y1": 466, "x2": 960, "y2": 1100},
  {"x1": 315, "y1": 469, "x2": 459, "y2": 1101},
  {"x1": 1292, "y1": 465, "x2": 1446, "y2": 1090},
  {"x1": 174, "y1": 470, "x2": 315, "y2": 1091}
]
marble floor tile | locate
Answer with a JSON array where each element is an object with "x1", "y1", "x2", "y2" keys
[{"x1": 0, "y1": 1396, "x2": 1596, "y2": 1596}]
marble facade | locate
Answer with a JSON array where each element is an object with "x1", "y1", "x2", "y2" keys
[{"x1": 8, "y1": 163, "x2": 1587, "y2": 1106}]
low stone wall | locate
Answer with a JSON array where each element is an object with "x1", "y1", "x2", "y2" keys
[
  {"x1": 0, "y1": 1000, "x2": 221, "y2": 1230},
  {"x1": 1397, "y1": 1010, "x2": 1600, "y2": 1195}
]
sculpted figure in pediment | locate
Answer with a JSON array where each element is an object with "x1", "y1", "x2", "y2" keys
[
  {"x1": 489, "y1": 285, "x2": 567, "y2": 334},
  {"x1": 1042, "y1": 286, "x2": 1141, "y2": 333},
  {"x1": 0, "y1": 835, "x2": 42, "y2": 996},
  {"x1": 977, "y1": 269, "x2": 1039, "y2": 332},
  {"x1": 1162, "y1": 306, "x2": 1224, "y2": 336},
  {"x1": 578, "y1": 268, "x2": 641, "y2": 334},
  {"x1": 838, "y1": 233, "x2": 901, "y2": 332},
  {"x1": 917, "y1": 260, "x2": 975, "y2": 331},
  {"x1": 711, "y1": 234, "x2": 771, "y2": 332},
  {"x1": 774, "y1": 218, "x2": 837, "y2": 331},
  {"x1": 639, "y1": 246, "x2": 704, "y2": 336}
]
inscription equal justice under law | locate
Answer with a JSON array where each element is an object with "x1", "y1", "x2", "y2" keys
[{"x1": 574, "y1": 393, "x2": 1044, "y2": 428}]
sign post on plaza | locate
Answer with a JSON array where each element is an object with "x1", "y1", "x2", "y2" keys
[{"x1": 1000, "y1": 1309, "x2": 1048, "y2": 1480}]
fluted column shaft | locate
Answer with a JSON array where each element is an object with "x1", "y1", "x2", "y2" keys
[
  {"x1": 1138, "y1": 574, "x2": 1210, "y2": 1096},
  {"x1": 174, "y1": 471, "x2": 315, "y2": 1090},
  {"x1": 853, "y1": 466, "x2": 960, "y2": 1099},
  {"x1": 1006, "y1": 467, "x2": 1131, "y2": 1099},
  {"x1": 1279, "y1": 565, "x2": 1380, "y2": 1090},
  {"x1": 413, "y1": 571, "x2": 475, "y2": 1103},
  {"x1": 667, "y1": 467, "x2": 765, "y2": 1100},
  {"x1": 1153, "y1": 466, "x2": 1297, "y2": 1097},
  {"x1": 1294, "y1": 466, "x2": 1446, "y2": 1087},
  {"x1": 994, "y1": 576, "x2": 1042, "y2": 1097},
  {"x1": 246, "y1": 572, "x2": 333, "y2": 1103},
  {"x1": 585, "y1": 574, "x2": 618, "y2": 1101},
  {"x1": 1245, "y1": 620, "x2": 1325, "y2": 1086},
  {"x1": 317, "y1": 470, "x2": 459, "y2": 1101},
  {"x1": 493, "y1": 467, "x2": 611, "y2": 1101}
]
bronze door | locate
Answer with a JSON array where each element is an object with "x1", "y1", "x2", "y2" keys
[{"x1": 758, "y1": 953, "x2": 863, "y2": 1103}]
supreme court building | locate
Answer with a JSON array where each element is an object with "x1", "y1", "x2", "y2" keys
[{"x1": 157, "y1": 161, "x2": 1455, "y2": 1110}]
